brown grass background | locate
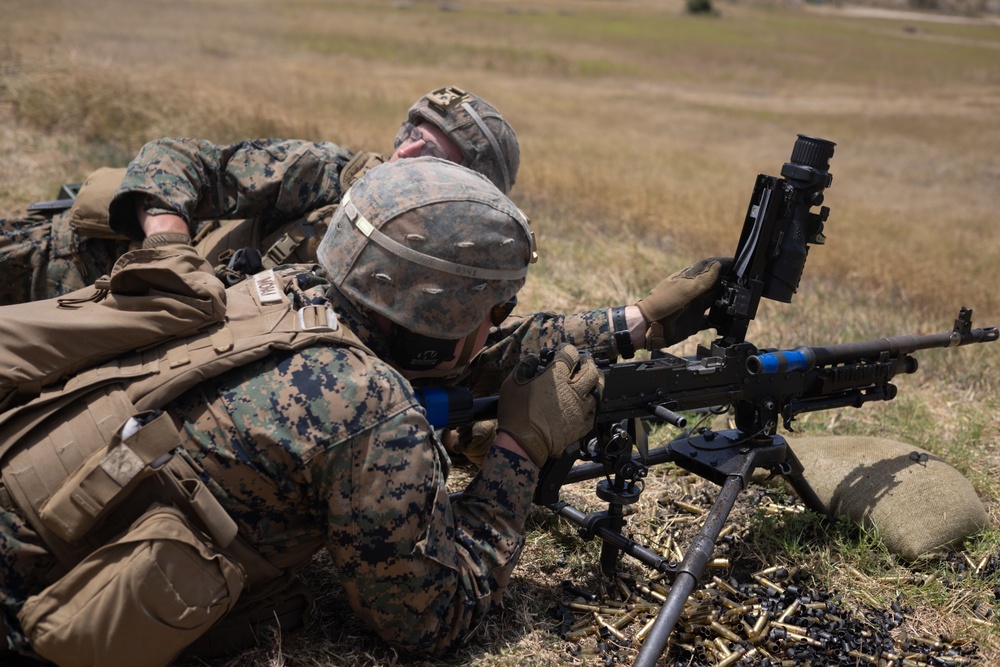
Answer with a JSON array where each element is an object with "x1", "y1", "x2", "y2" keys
[{"x1": 2, "y1": 0, "x2": 999, "y2": 665}]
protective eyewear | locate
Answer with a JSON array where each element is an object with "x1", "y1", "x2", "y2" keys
[
  {"x1": 490, "y1": 295, "x2": 517, "y2": 327},
  {"x1": 393, "y1": 121, "x2": 451, "y2": 160}
]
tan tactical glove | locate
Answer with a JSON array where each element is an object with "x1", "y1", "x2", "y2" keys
[
  {"x1": 635, "y1": 257, "x2": 731, "y2": 350},
  {"x1": 496, "y1": 344, "x2": 604, "y2": 468},
  {"x1": 447, "y1": 420, "x2": 498, "y2": 467}
]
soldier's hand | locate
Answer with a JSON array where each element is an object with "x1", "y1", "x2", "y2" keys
[
  {"x1": 496, "y1": 344, "x2": 603, "y2": 468},
  {"x1": 446, "y1": 420, "x2": 498, "y2": 467},
  {"x1": 635, "y1": 257, "x2": 731, "y2": 350}
]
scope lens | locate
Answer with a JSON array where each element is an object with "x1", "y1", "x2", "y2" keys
[{"x1": 790, "y1": 135, "x2": 836, "y2": 172}]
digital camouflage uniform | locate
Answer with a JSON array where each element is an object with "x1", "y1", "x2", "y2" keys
[
  {"x1": 0, "y1": 279, "x2": 544, "y2": 657},
  {"x1": 0, "y1": 138, "x2": 363, "y2": 306},
  {"x1": 0, "y1": 158, "x2": 609, "y2": 661},
  {"x1": 0, "y1": 210, "x2": 132, "y2": 306},
  {"x1": 109, "y1": 138, "x2": 354, "y2": 246},
  {"x1": 0, "y1": 86, "x2": 520, "y2": 308},
  {"x1": 108, "y1": 137, "x2": 619, "y2": 377}
]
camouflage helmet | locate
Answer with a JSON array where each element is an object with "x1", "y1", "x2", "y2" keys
[
  {"x1": 403, "y1": 86, "x2": 520, "y2": 194},
  {"x1": 318, "y1": 157, "x2": 536, "y2": 338}
]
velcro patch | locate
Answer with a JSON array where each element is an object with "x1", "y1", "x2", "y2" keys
[{"x1": 253, "y1": 269, "x2": 285, "y2": 305}]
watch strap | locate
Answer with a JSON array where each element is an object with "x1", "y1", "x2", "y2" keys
[{"x1": 611, "y1": 305, "x2": 635, "y2": 359}]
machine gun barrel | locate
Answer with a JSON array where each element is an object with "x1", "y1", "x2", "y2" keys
[{"x1": 747, "y1": 307, "x2": 998, "y2": 375}]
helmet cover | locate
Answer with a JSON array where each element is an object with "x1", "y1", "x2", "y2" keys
[
  {"x1": 405, "y1": 86, "x2": 520, "y2": 194},
  {"x1": 319, "y1": 157, "x2": 534, "y2": 338}
]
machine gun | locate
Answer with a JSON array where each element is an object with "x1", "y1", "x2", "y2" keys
[{"x1": 418, "y1": 135, "x2": 998, "y2": 666}]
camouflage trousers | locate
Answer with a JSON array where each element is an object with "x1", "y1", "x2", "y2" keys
[
  {"x1": 0, "y1": 479, "x2": 55, "y2": 656},
  {"x1": 0, "y1": 212, "x2": 132, "y2": 306}
]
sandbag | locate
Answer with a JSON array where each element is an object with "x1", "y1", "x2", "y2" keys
[{"x1": 784, "y1": 435, "x2": 988, "y2": 561}]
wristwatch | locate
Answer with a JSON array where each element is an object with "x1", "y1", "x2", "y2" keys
[{"x1": 611, "y1": 305, "x2": 635, "y2": 359}]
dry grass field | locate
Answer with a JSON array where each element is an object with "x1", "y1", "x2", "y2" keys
[{"x1": 2, "y1": 0, "x2": 999, "y2": 665}]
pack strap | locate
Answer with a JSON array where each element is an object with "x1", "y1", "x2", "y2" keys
[
  {"x1": 160, "y1": 457, "x2": 282, "y2": 586},
  {"x1": 262, "y1": 223, "x2": 314, "y2": 269}
]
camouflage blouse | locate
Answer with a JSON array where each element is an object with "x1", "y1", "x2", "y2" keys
[
  {"x1": 161, "y1": 278, "x2": 613, "y2": 655},
  {"x1": 108, "y1": 137, "x2": 356, "y2": 241}
]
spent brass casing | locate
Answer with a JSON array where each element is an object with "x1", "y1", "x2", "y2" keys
[
  {"x1": 710, "y1": 621, "x2": 743, "y2": 644},
  {"x1": 712, "y1": 637, "x2": 732, "y2": 657},
  {"x1": 752, "y1": 574, "x2": 784, "y2": 594},
  {"x1": 907, "y1": 636, "x2": 945, "y2": 650},
  {"x1": 847, "y1": 650, "x2": 879, "y2": 664},
  {"x1": 786, "y1": 631, "x2": 822, "y2": 648},
  {"x1": 634, "y1": 616, "x2": 656, "y2": 643},
  {"x1": 771, "y1": 621, "x2": 808, "y2": 635},
  {"x1": 615, "y1": 578, "x2": 632, "y2": 601},
  {"x1": 607, "y1": 609, "x2": 641, "y2": 631},
  {"x1": 723, "y1": 603, "x2": 758, "y2": 620},
  {"x1": 754, "y1": 565, "x2": 784, "y2": 577},
  {"x1": 715, "y1": 647, "x2": 748, "y2": 667},
  {"x1": 594, "y1": 614, "x2": 627, "y2": 642},
  {"x1": 716, "y1": 595, "x2": 741, "y2": 610},
  {"x1": 776, "y1": 598, "x2": 800, "y2": 623},
  {"x1": 635, "y1": 582, "x2": 666, "y2": 602},
  {"x1": 750, "y1": 610, "x2": 771, "y2": 641},
  {"x1": 711, "y1": 576, "x2": 742, "y2": 598},
  {"x1": 562, "y1": 625, "x2": 598, "y2": 641},
  {"x1": 674, "y1": 500, "x2": 706, "y2": 515}
]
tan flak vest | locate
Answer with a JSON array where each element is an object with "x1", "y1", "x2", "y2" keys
[{"x1": 0, "y1": 263, "x2": 371, "y2": 581}]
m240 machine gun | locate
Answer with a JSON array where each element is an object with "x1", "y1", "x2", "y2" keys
[{"x1": 419, "y1": 135, "x2": 998, "y2": 666}]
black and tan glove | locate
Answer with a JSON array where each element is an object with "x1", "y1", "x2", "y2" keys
[
  {"x1": 447, "y1": 420, "x2": 498, "y2": 467},
  {"x1": 635, "y1": 257, "x2": 731, "y2": 350},
  {"x1": 496, "y1": 344, "x2": 603, "y2": 468}
]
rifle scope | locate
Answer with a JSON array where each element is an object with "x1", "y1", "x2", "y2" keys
[{"x1": 762, "y1": 134, "x2": 836, "y2": 303}]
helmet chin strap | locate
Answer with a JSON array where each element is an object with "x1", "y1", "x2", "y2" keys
[{"x1": 396, "y1": 328, "x2": 483, "y2": 382}]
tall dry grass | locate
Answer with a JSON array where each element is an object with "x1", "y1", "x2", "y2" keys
[{"x1": 2, "y1": 0, "x2": 1000, "y2": 665}]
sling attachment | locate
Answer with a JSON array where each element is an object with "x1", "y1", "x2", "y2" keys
[{"x1": 55, "y1": 279, "x2": 112, "y2": 307}]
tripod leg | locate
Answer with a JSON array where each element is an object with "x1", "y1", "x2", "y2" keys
[
  {"x1": 599, "y1": 503, "x2": 625, "y2": 577},
  {"x1": 632, "y1": 474, "x2": 743, "y2": 667},
  {"x1": 780, "y1": 445, "x2": 833, "y2": 520}
]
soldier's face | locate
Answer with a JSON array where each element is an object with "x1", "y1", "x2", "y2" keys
[
  {"x1": 391, "y1": 121, "x2": 463, "y2": 163},
  {"x1": 372, "y1": 312, "x2": 493, "y2": 381},
  {"x1": 395, "y1": 317, "x2": 491, "y2": 381}
]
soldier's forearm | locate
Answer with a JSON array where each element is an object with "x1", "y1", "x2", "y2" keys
[{"x1": 137, "y1": 209, "x2": 188, "y2": 238}]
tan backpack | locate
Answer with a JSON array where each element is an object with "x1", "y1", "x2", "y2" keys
[
  {"x1": 0, "y1": 260, "x2": 370, "y2": 666},
  {"x1": 0, "y1": 247, "x2": 227, "y2": 411}
]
